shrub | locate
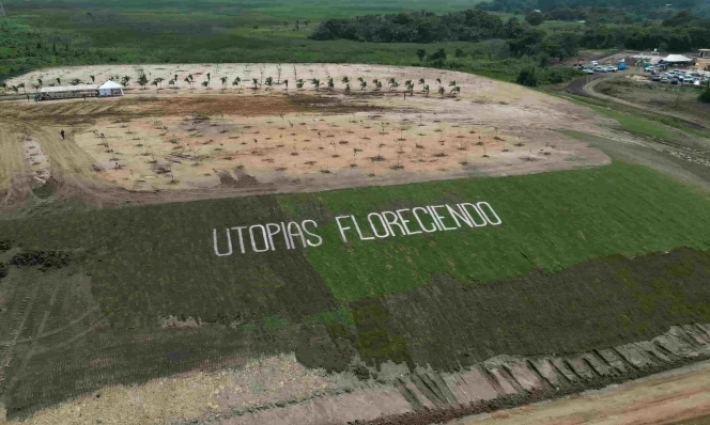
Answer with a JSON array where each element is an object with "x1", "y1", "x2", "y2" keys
[
  {"x1": 516, "y1": 67, "x2": 538, "y2": 87},
  {"x1": 10, "y1": 250, "x2": 71, "y2": 271},
  {"x1": 0, "y1": 262, "x2": 7, "y2": 279},
  {"x1": 0, "y1": 239, "x2": 11, "y2": 252}
]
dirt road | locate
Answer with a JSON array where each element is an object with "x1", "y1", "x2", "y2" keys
[{"x1": 449, "y1": 360, "x2": 710, "y2": 425}]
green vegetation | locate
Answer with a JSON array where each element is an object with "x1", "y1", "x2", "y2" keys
[{"x1": 4, "y1": 161, "x2": 710, "y2": 414}]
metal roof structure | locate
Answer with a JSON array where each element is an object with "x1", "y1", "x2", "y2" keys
[
  {"x1": 40, "y1": 84, "x2": 99, "y2": 93},
  {"x1": 661, "y1": 54, "x2": 693, "y2": 63}
]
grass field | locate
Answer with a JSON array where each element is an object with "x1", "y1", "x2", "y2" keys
[{"x1": 4, "y1": 160, "x2": 710, "y2": 414}]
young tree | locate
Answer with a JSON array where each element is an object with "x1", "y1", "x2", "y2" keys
[
  {"x1": 11, "y1": 85, "x2": 19, "y2": 95},
  {"x1": 448, "y1": 80, "x2": 457, "y2": 87},
  {"x1": 438, "y1": 86, "x2": 445, "y2": 96},
  {"x1": 360, "y1": 80, "x2": 367, "y2": 91},
  {"x1": 416, "y1": 49, "x2": 427, "y2": 62},
  {"x1": 169, "y1": 79, "x2": 176, "y2": 88},
  {"x1": 207, "y1": 72, "x2": 211, "y2": 81},
  {"x1": 121, "y1": 76, "x2": 131, "y2": 88},
  {"x1": 418, "y1": 78, "x2": 425, "y2": 85},
  {"x1": 450, "y1": 86, "x2": 461, "y2": 95},
  {"x1": 156, "y1": 77, "x2": 164, "y2": 88},
  {"x1": 184, "y1": 77, "x2": 193, "y2": 90},
  {"x1": 220, "y1": 76, "x2": 228, "y2": 89},
  {"x1": 423, "y1": 84, "x2": 430, "y2": 96},
  {"x1": 265, "y1": 77, "x2": 274, "y2": 90},
  {"x1": 152, "y1": 79, "x2": 159, "y2": 92},
  {"x1": 525, "y1": 11, "x2": 544, "y2": 26},
  {"x1": 283, "y1": 79, "x2": 289, "y2": 91},
  {"x1": 341, "y1": 76, "x2": 350, "y2": 85},
  {"x1": 137, "y1": 73, "x2": 149, "y2": 90},
  {"x1": 232, "y1": 76, "x2": 241, "y2": 88},
  {"x1": 310, "y1": 78, "x2": 322, "y2": 91},
  {"x1": 327, "y1": 77, "x2": 334, "y2": 90},
  {"x1": 202, "y1": 80, "x2": 210, "y2": 89},
  {"x1": 90, "y1": 75, "x2": 95, "y2": 83},
  {"x1": 56, "y1": 77, "x2": 61, "y2": 85},
  {"x1": 296, "y1": 79, "x2": 305, "y2": 89},
  {"x1": 252, "y1": 78, "x2": 259, "y2": 90},
  {"x1": 37, "y1": 78, "x2": 43, "y2": 87},
  {"x1": 388, "y1": 78, "x2": 399, "y2": 91}
]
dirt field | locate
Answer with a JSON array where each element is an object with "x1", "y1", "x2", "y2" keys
[
  {"x1": 0, "y1": 64, "x2": 613, "y2": 203},
  {"x1": 450, "y1": 359, "x2": 710, "y2": 425}
]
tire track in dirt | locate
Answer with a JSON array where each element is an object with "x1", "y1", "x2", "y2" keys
[
  {"x1": 0, "y1": 283, "x2": 41, "y2": 394},
  {"x1": 4, "y1": 279, "x2": 62, "y2": 393},
  {"x1": 0, "y1": 306, "x2": 99, "y2": 348},
  {"x1": 20, "y1": 123, "x2": 102, "y2": 184},
  {"x1": 0, "y1": 123, "x2": 25, "y2": 190}
]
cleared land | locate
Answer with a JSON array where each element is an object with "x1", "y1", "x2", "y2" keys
[
  {"x1": 1, "y1": 63, "x2": 610, "y2": 200},
  {"x1": 4, "y1": 65, "x2": 710, "y2": 424}
]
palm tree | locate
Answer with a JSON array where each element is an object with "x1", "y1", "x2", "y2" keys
[
  {"x1": 283, "y1": 79, "x2": 289, "y2": 91},
  {"x1": 448, "y1": 80, "x2": 457, "y2": 87},
  {"x1": 252, "y1": 78, "x2": 259, "y2": 90},
  {"x1": 202, "y1": 80, "x2": 210, "y2": 89},
  {"x1": 169, "y1": 79, "x2": 176, "y2": 88},
  {"x1": 220, "y1": 76, "x2": 228, "y2": 89},
  {"x1": 232, "y1": 76, "x2": 241, "y2": 88},
  {"x1": 360, "y1": 80, "x2": 367, "y2": 91},
  {"x1": 90, "y1": 75, "x2": 95, "y2": 83},
  {"x1": 418, "y1": 78, "x2": 425, "y2": 85},
  {"x1": 56, "y1": 77, "x2": 61, "y2": 85},
  {"x1": 438, "y1": 86, "x2": 445, "y2": 96},
  {"x1": 423, "y1": 84, "x2": 430, "y2": 96},
  {"x1": 296, "y1": 79, "x2": 305, "y2": 89},
  {"x1": 406, "y1": 82, "x2": 414, "y2": 95},
  {"x1": 450, "y1": 86, "x2": 461, "y2": 95},
  {"x1": 388, "y1": 78, "x2": 398, "y2": 90},
  {"x1": 265, "y1": 77, "x2": 274, "y2": 90},
  {"x1": 37, "y1": 78, "x2": 43, "y2": 87},
  {"x1": 184, "y1": 77, "x2": 193, "y2": 90},
  {"x1": 310, "y1": 78, "x2": 321, "y2": 91},
  {"x1": 327, "y1": 77, "x2": 334, "y2": 90},
  {"x1": 121, "y1": 76, "x2": 131, "y2": 89},
  {"x1": 405, "y1": 80, "x2": 412, "y2": 87},
  {"x1": 375, "y1": 80, "x2": 383, "y2": 91},
  {"x1": 341, "y1": 76, "x2": 350, "y2": 85}
]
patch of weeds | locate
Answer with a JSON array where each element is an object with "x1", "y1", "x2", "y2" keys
[
  {"x1": 390, "y1": 164, "x2": 404, "y2": 170},
  {"x1": 370, "y1": 155, "x2": 386, "y2": 162},
  {"x1": 0, "y1": 262, "x2": 7, "y2": 279},
  {"x1": 0, "y1": 239, "x2": 11, "y2": 251},
  {"x1": 320, "y1": 169, "x2": 332, "y2": 174},
  {"x1": 10, "y1": 250, "x2": 71, "y2": 271},
  {"x1": 32, "y1": 184, "x2": 55, "y2": 199},
  {"x1": 433, "y1": 152, "x2": 448, "y2": 157}
]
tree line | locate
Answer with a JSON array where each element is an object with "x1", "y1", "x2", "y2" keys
[{"x1": 310, "y1": 9, "x2": 710, "y2": 53}]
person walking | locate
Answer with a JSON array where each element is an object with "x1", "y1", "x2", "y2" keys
[{"x1": 60, "y1": 130, "x2": 65, "y2": 140}]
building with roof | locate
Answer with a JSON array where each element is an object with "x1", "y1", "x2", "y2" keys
[{"x1": 99, "y1": 80, "x2": 124, "y2": 97}]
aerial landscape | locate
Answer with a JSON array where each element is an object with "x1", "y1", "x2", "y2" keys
[{"x1": 1, "y1": 0, "x2": 710, "y2": 424}]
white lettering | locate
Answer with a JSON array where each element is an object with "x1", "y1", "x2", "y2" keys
[
  {"x1": 302, "y1": 220, "x2": 323, "y2": 247},
  {"x1": 265, "y1": 223, "x2": 281, "y2": 251},
  {"x1": 353, "y1": 215, "x2": 375, "y2": 241},
  {"x1": 413, "y1": 207, "x2": 437, "y2": 233},
  {"x1": 335, "y1": 215, "x2": 352, "y2": 243},
  {"x1": 367, "y1": 213, "x2": 390, "y2": 238},
  {"x1": 213, "y1": 228, "x2": 233, "y2": 257},
  {"x1": 396, "y1": 208, "x2": 421, "y2": 235},
  {"x1": 287, "y1": 221, "x2": 306, "y2": 248},
  {"x1": 430, "y1": 205, "x2": 457, "y2": 231},
  {"x1": 381, "y1": 211, "x2": 406, "y2": 236},
  {"x1": 477, "y1": 202, "x2": 502, "y2": 225},
  {"x1": 249, "y1": 225, "x2": 270, "y2": 253},
  {"x1": 447, "y1": 205, "x2": 473, "y2": 228}
]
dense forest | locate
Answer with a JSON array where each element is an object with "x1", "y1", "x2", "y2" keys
[
  {"x1": 310, "y1": 9, "x2": 710, "y2": 52},
  {"x1": 480, "y1": 0, "x2": 710, "y2": 18}
]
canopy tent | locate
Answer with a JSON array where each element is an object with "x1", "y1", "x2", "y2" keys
[
  {"x1": 661, "y1": 54, "x2": 693, "y2": 63},
  {"x1": 98, "y1": 80, "x2": 124, "y2": 97}
]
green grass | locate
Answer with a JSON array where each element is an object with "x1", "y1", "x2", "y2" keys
[{"x1": 279, "y1": 161, "x2": 710, "y2": 301}]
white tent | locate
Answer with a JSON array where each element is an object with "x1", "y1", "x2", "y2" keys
[
  {"x1": 98, "y1": 80, "x2": 124, "y2": 97},
  {"x1": 661, "y1": 54, "x2": 693, "y2": 63}
]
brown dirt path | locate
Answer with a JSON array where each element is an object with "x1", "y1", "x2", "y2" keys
[
  {"x1": 0, "y1": 124, "x2": 24, "y2": 190},
  {"x1": 448, "y1": 360, "x2": 710, "y2": 425}
]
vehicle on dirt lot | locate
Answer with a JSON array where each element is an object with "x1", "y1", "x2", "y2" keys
[
  {"x1": 661, "y1": 77, "x2": 668, "y2": 83},
  {"x1": 651, "y1": 75, "x2": 662, "y2": 81},
  {"x1": 671, "y1": 78, "x2": 679, "y2": 85},
  {"x1": 583, "y1": 68, "x2": 594, "y2": 75},
  {"x1": 594, "y1": 66, "x2": 605, "y2": 72}
]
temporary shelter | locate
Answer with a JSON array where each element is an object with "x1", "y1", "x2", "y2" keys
[
  {"x1": 661, "y1": 54, "x2": 693, "y2": 64},
  {"x1": 40, "y1": 84, "x2": 99, "y2": 100},
  {"x1": 98, "y1": 80, "x2": 124, "y2": 97}
]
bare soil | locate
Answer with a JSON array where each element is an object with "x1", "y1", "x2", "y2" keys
[
  {"x1": 0, "y1": 63, "x2": 613, "y2": 207},
  {"x1": 449, "y1": 360, "x2": 710, "y2": 425}
]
